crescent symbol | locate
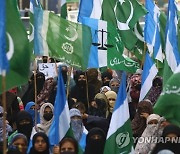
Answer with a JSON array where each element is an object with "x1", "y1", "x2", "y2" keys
[
  {"x1": 114, "y1": 0, "x2": 134, "y2": 30},
  {"x1": 134, "y1": 23, "x2": 144, "y2": 42},
  {"x1": 64, "y1": 27, "x2": 78, "y2": 42},
  {"x1": 6, "y1": 32, "x2": 14, "y2": 60},
  {"x1": 29, "y1": 23, "x2": 34, "y2": 42}
]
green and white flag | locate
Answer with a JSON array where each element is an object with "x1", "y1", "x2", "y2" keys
[
  {"x1": 78, "y1": 0, "x2": 147, "y2": 50},
  {"x1": 107, "y1": 23, "x2": 140, "y2": 73},
  {"x1": 104, "y1": 72, "x2": 134, "y2": 154},
  {"x1": 81, "y1": 17, "x2": 140, "y2": 72},
  {"x1": 34, "y1": 8, "x2": 92, "y2": 70},
  {"x1": 29, "y1": 0, "x2": 42, "y2": 58},
  {"x1": 154, "y1": 65, "x2": 180, "y2": 127},
  {"x1": 61, "y1": 0, "x2": 67, "y2": 19},
  {"x1": 0, "y1": 0, "x2": 30, "y2": 93},
  {"x1": 163, "y1": 0, "x2": 180, "y2": 85}
]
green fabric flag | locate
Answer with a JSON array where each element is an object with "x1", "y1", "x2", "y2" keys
[
  {"x1": 132, "y1": 22, "x2": 144, "y2": 61},
  {"x1": 101, "y1": 0, "x2": 147, "y2": 50},
  {"x1": 154, "y1": 66, "x2": 180, "y2": 127},
  {"x1": 34, "y1": 8, "x2": 92, "y2": 70},
  {"x1": 107, "y1": 23, "x2": 140, "y2": 73},
  {"x1": 104, "y1": 73, "x2": 134, "y2": 154},
  {"x1": 159, "y1": 12, "x2": 167, "y2": 51},
  {"x1": 61, "y1": 0, "x2": 67, "y2": 19},
  {"x1": 0, "y1": 0, "x2": 30, "y2": 94}
]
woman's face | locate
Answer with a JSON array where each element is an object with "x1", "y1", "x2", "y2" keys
[
  {"x1": 13, "y1": 138, "x2": 27, "y2": 154},
  {"x1": 60, "y1": 141, "x2": 75, "y2": 153},
  {"x1": 43, "y1": 106, "x2": 53, "y2": 121},
  {"x1": 34, "y1": 136, "x2": 47, "y2": 152}
]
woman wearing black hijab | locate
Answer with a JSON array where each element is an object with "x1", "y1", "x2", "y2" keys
[
  {"x1": 85, "y1": 127, "x2": 106, "y2": 154},
  {"x1": 152, "y1": 124, "x2": 180, "y2": 154},
  {"x1": 22, "y1": 72, "x2": 45, "y2": 106},
  {"x1": 29, "y1": 132, "x2": 50, "y2": 154},
  {"x1": 15, "y1": 111, "x2": 33, "y2": 142}
]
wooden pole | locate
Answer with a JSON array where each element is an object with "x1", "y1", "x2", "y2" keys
[
  {"x1": 2, "y1": 72, "x2": 7, "y2": 154},
  {"x1": 85, "y1": 72, "x2": 89, "y2": 109},
  {"x1": 141, "y1": 42, "x2": 147, "y2": 69},
  {"x1": 33, "y1": 59, "x2": 38, "y2": 131},
  {"x1": 66, "y1": 67, "x2": 72, "y2": 98},
  {"x1": 54, "y1": 59, "x2": 58, "y2": 77}
]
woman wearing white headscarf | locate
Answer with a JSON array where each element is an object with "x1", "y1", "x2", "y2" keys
[
  {"x1": 31, "y1": 103, "x2": 54, "y2": 136},
  {"x1": 135, "y1": 114, "x2": 161, "y2": 154}
]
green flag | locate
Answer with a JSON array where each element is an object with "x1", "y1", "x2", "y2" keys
[
  {"x1": 107, "y1": 23, "x2": 140, "y2": 73},
  {"x1": 61, "y1": 0, "x2": 67, "y2": 19},
  {"x1": 154, "y1": 65, "x2": 180, "y2": 127},
  {"x1": 102, "y1": 0, "x2": 147, "y2": 50},
  {"x1": 0, "y1": 0, "x2": 30, "y2": 94},
  {"x1": 104, "y1": 73, "x2": 134, "y2": 154},
  {"x1": 159, "y1": 12, "x2": 166, "y2": 51},
  {"x1": 34, "y1": 8, "x2": 92, "y2": 70}
]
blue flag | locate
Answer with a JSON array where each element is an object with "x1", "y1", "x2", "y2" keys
[
  {"x1": 0, "y1": 0, "x2": 9, "y2": 75},
  {"x1": 49, "y1": 67, "x2": 71, "y2": 145},
  {"x1": 144, "y1": 0, "x2": 163, "y2": 62},
  {"x1": 163, "y1": 0, "x2": 180, "y2": 84},
  {"x1": 30, "y1": 0, "x2": 42, "y2": 13},
  {"x1": 139, "y1": 52, "x2": 158, "y2": 101}
]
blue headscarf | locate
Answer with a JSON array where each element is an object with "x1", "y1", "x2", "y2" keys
[{"x1": 25, "y1": 102, "x2": 40, "y2": 125}]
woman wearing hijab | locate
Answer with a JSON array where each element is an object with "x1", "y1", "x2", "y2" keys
[
  {"x1": 59, "y1": 137, "x2": 78, "y2": 154},
  {"x1": 100, "y1": 86, "x2": 111, "y2": 94},
  {"x1": 101, "y1": 71, "x2": 113, "y2": 87},
  {"x1": 22, "y1": 72, "x2": 45, "y2": 106},
  {"x1": 9, "y1": 111, "x2": 33, "y2": 142},
  {"x1": 69, "y1": 108, "x2": 88, "y2": 151},
  {"x1": 135, "y1": 114, "x2": 161, "y2": 154},
  {"x1": 70, "y1": 71, "x2": 95, "y2": 110},
  {"x1": 87, "y1": 68, "x2": 102, "y2": 95},
  {"x1": 105, "y1": 91, "x2": 117, "y2": 118},
  {"x1": 131, "y1": 100, "x2": 153, "y2": 140},
  {"x1": 31, "y1": 103, "x2": 54, "y2": 136},
  {"x1": 25, "y1": 101, "x2": 40, "y2": 126},
  {"x1": 8, "y1": 133, "x2": 28, "y2": 154},
  {"x1": 109, "y1": 77, "x2": 120, "y2": 94},
  {"x1": 88, "y1": 93, "x2": 109, "y2": 118},
  {"x1": 152, "y1": 124, "x2": 180, "y2": 154},
  {"x1": 85, "y1": 127, "x2": 106, "y2": 154},
  {"x1": 29, "y1": 132, "x2": 50, "y2": 154},
  {"x1": 146, "y1": 76, "x2": 163, "y2": 106},
  {"x1": 37, "y1": 78, "x2": 57, "y2": 106}
]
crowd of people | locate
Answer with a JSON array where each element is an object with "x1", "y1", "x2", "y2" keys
[{"x1": 0, "y1": 64, "x2": 180, "y2": 154}]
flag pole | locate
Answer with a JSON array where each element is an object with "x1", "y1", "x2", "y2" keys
[
  {"x1": 141, "y1": 42, "x2": 147, "y2": 69},
  {"x1": 2, "y1": 72, "x2": 7, "y2": 154},
  {"x1": 54, "y1": 59, "x2": 59, "y2": 77},
  {"x1": 33, "y1": 58, "x2": 38, "y2": 130},
  {"x1": 66, "y1": 66, "x2": 73, "y2": 98},
  {"x1": 85, "y1": 72, "x2": 90, "y2": 109}
]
